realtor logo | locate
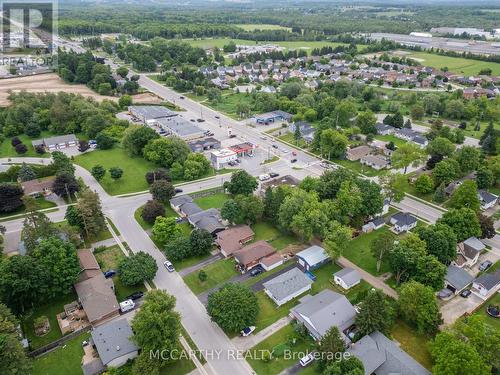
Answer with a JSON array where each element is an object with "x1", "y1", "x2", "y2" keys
[{"x1": 1, "y1": 0, "x2": 57, "y2": 54}]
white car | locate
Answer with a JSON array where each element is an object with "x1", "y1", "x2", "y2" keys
[
  {"x1": 119, "y1": 299, "x2": 135, "y2": 313},
  {"x1": 259, "y1": 174, "x2": 270, "y2": 181},
  {"x1": 240, "y1": 326, "x2": 256, "y2": 337},
  {"x1": 164, "y1": 260, "x2": 175, "y2": 272},
  {"x1": 299, "y1": 353, "x2": 314, "y2": 367}
]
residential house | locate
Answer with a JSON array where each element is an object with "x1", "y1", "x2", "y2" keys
[
  {"x1": 263, "y1": 267, "x2": 313, "y2": 306},
  {"x1": 346, "y1": 145, "x2": 372, "y2": 161},
  {"x1": 233, "y1": 240, "x2": 282, "y2": 272},
  {"x1": 216, "y1": 225, "x2": 254, "y2": 257},
  {"x1": 412, "y1": 135, "x2": 429, "y2": 148},
  {"x1": 478, "y1": 190, "x2": 498, "y2": 210},
  {"x1": 362, "y1": 217, "x2": 385, "y2": 233},
  {"x1": 290, "y1": 290, "x2": 357, "y2": 342},
  {"x1": 334, "y1": 268, "x2": 361, "y2": 290},
  {"x1": 83, "y1": 318, "x2": 138, "y2": 374},
  {"x1": 21, "y1": 177, "x2": 55, "y2": 197},
  {"x1": 381, "y1": 198, "x2": 390, "y2": 216},
  {"x1": 187, "y1": 208, "x2": 226, "y2": 236},
  {"x1": 348, "y1": 331, "x2": 430, "y2": 375},
  {"x1": 390, "y1": 212, "x2": 417, "y2": 233},
  {"x1": 170, "y1": 195, "x2": 202, "y2": 217},
  {"x1": 261, "y1": 86, "x2": 277, "y2": 94},
  {"x1": 472, "y1": 270, "x2": 500, "y2": 299},
  {"x1": 77, "y1": 249, "x2": 102, "y2": 282},
  {"x1": 296, "y1": 245, "x2": 330, "y2": 272},
  {"x1": 288, "y1": 122, "x2": 316, "y2": 144},
  {"x1": 360, "y1": 155, "x2": 390, "y2": 170},
  {"x1": 32, "y1": 134, "x2": 78, "y2": 151},
  {"x1": 440, "y1": 265, "x2": 474, "y2": 297},
  {"x1": 453, "y1": 237, "x2": 484, "y2": 268}
]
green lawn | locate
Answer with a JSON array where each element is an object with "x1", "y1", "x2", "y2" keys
[
  {"x1": 0, "y1": 132, "x2": 51, "y2": 158},
  {"x1": 251, "y1": 221, "x2": 300, "y2": 251},
  {"x1": 335, "y1": 159, "x2": 386, "y2": 177},
  {"x1": 471, "y1": 293, "x2": 500, "y2": 331},
  {"x1": 235, "y1": 24, "x2": 292, "y2": 31},
  {"x1": 390, "y1": 320, "x2": 433, "y2": 370},
  {"x1": 94, "y1": 245, "x2": 147, "y2": 301},
  {"x1": 0, "y1": 197, "x2": 57, "y2": 219},
  {"x1": 183, "y1": 258, "x2": 238, "y2": 294},
  {"x1": 32, "y1": 332, "x2": 90, "y2": 375},
  {"x1": 253, "y1": 290, "x2": 302, "y2": 334},
  {"x1": 205, "y1": 92, "x2": 255, "y2": 119},
  {"x1": 83, "y1": 227, "x2": 113, "y2": 247},
  {"x1": 21, "y1": 291, "x2": 78, "y2": 350},
  {"x1": 405, "y1": 51, "x2": 500, "y2": 76},
  {"x1": 342, "y1": 227, "x2": 392, "y2": 276},
  {"x1": 172, "y1": 252, "x2": 213, "y2": 271},
  {"x1": 74, "y1": 147, "x2": 156, "y2": 195},
  {"x1": 374, "y1": 134, "x2": 407, "y2": 148},
  {"x1": 194, "y1": 193, "x2": 230, "y2": 210},
  {"x1": 247, "y1": 324, "x2": 316, "y2": 375}
]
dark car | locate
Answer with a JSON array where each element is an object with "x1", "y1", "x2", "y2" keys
[
  {"x1": 229, "y1": 134, "x2": 237, "y2": 138},
  {"x1": 460, "y1": 289, "x2": 472, "y2": 298},
  {"x1": 269, "y1": 172, "x2": 279, "y2": 178},
  {"x1": 103, "y1": 270, "x2": 116, "y2": 278},
  {"x1": 291, "y1": 158, "x2": 298, "y2": 163},
  {"x1": 126, "y1": 291, "x2": 144, "y2": 301},
  {"x1": 215, "y1": 115, "x2": 220, "y2": 119},
  {"x1": 250, "y1": 266, "x2": 264, "y2": 277},
  {"x1": 479, "y1": 260, "x2": 493, "y2": 272},
  {"x1": 174, "y1": 188, "x2": 183, "y2": 194},
  {"x1": 197, "y1": 119, "x2": 205, "y2": 123},
  {"x1": 180, "y1": 96, "x2": 185, "y2": 99},
  {"x1": 190, "y1": 119, "x2": 196, "y2": 122},
  {"x1": 272, "y1": 144, "x2": 278, "y2": 149}
]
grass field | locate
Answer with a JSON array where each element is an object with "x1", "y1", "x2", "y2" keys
[
  {"x1": 247, "y1": 324, "x2": 316, "y2": 375},
  {"x1": 235, "y1": 24, "x2": 291, "y2": 31},
  {"x1": 405, "y1": 51, "x2": 500, "y2": 76},
  {"x1": 0, "y1": 197, "x2": 56, "y2": 219},
  {"x1": 471, "y1": 293, "x2": 500, "y2": 331},
  {"x1": 21, "y1": 291, "x2": 78, "y2": 350},
  {"x1": 194, "y1": 193, "x2": 230, "y2": 210},
  {"x1": 335, "y1": 159, "x2": 386, "y2": 177},
  {"x1": 254, "y1": 291, "x2": 301, "y2": 333},
  {"x1": 205, "y1": 92, "x2": 255, "y2": 119},
  {"x1": 183, "y1": 258, "x2": 238, "y2": 294},
  {"x1": 74, "y1": 147, "x2": 156, "y2": 195},
  {"x1": 251, "y1": 221, "x2": 300, "y2": 251},
  {"x1": 0, "y1": 132, "x2": 50, "y2": 158},
  {"x1": 182, "y1": 38, "x2": 360, "y2": 53},
  {"x1": 390, "y1": 320, "x2": 433, "y2": 370},
  {"x1": 342, "y1": 227, "x2": 392, "y2": 276},
  {"x1": 32, "y1": 332, "x2": 90, "y2": 375}
]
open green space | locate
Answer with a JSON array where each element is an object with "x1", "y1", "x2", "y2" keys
[
  {"x1": 374, "y1": 134, "x2": 407, "y2": 148},
  {"x1": 183, "y1": 258, "x2": 238, "y2": 295},
  {"x1": 342, "y1": 227, "x2": 392, "y2": 276},
  {"x1": 471, "y1": 293, "x2": 500, "y2": 331},
  {"x1": 21, "y1": 291, "x2": 78, "y2": 350},
  {"x1": 247, "y1": 323, "x2": 316, "y2": 375},
  {"x1": 251, "y1": 221, "x2": 300, "y2": 251},
  {"x1": 0, "y1": 197, "x2": 57, "y2": 220},
  {"x1": 32, "y1": 332, "x2": 90, "y2": 375},
  {"x1": 335, "y1": 159, "x2": 386, "y2": 177},
  {"x1": 390, "y1": 320, "x2": 433, "y2": 370},
  {"x1": 182, "y1": 38, "x2": 359, "y2": 54},
  {"x1": 235, "y1": 24, "x2": 292, "y2": 31},
  {"x1": 405, "y1": 51, "x2": 500, "y2": 76},
  {"x1": 0, "y1": 132, "x2": 50, "y2": 158},
  {"x1": 83, "y1": 227, "x2": 113, "y2": 247},
  {"x1": 74, "y1": 147, "x2": 156, "y2": 195},
  {"x1": 172, "y1": 252, "x2": 212, "y2": 272},
  {"x1": 205, "y1": 92, "x2": 255, "y2": 120},
  {"x1": 194, "y1": 192, "x2": 230, "y2": 209},
  {"x1": 94, "y1": 245, "x2": 147, "y2": 301},
  {"x1": 253, "y1": 290, "x2": 302, "y2": 334}
]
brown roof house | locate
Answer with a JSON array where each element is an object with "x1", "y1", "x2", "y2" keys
[
  {"x1": 21, "y1": 177, "x2": 55, "y2": 197},
  {"x1": 346, "y1": 145, "x2": 371, "y2": 161},
  {"x1": 452, "y1": 237, "x2": 484, "y2": 269},
  {"x1": 216, "y1": 225, "x2": 254, "y2": 257},
  {"x1": 234, "y1": 240, "x2": 283, "y2": 272},
  {"x1": 74, "y1": 250, "x2": 119, "y2": 326}
]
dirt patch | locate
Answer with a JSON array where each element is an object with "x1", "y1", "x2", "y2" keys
[
  {"x1": 0, "y1": 73, "x2": 116, "y2": 106},
  {"x1": 131, "y1": 92, "x2": 163, "y2": 104}
]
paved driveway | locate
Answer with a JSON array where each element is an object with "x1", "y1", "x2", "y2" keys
[{"x1": 440, "y1": 293, "x2": 484, "y2": 326}]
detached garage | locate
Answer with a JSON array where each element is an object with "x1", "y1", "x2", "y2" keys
[
  {"x1": 296, "y1": 245, "x2": 330, "y2": 272},
  {"x1": 263, "y1": 267, "x2": 313, "y2": 306}
]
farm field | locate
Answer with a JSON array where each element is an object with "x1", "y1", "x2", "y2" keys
[{"x1": 405, "y1": 51, "x2": 500, "y2": 76}]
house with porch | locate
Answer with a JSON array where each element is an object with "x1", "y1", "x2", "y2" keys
[{"x1": 233, "y1": 240, "x2": 282, "y2": 272}]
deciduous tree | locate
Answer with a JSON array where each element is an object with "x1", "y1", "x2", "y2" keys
[
  {"x1": 370, "y1": 231, "x2": 396, "y2": 273},
  {"x1": 149, "y1": 180, "x2": 175, "y2": 203},
  {"x1": 152, "y1": 216, "x2": 181, "y2": 247},
  {"x1": 437, "y1": 208, "x2": 481, "y2": 242},
  {"x1": 391, "y1": 143, "x2": 427, "y2": 174},
  {"x1": 141, "y1": 200, "x2": 165, "y2": 224},
  {"x1": 223, "y1": 170, "x2": 258, "y2": 196},
  {"x1": 355, "y1": 289, "x2": 394, "y2": 337},
  {"x1": 399, "y1": 281, "x2": 442, "y2": 334},
  {"x1": 449, "y1": 180, "x2": 480, "y2": 211},
  {"x1": 119, "y1": 251, "x2": 158, "y2": 286}
]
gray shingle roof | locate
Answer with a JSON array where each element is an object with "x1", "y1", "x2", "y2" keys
[
  {"x1": 263, "y1": 267, "x2": 313, "y2": 302},
  {"x1": 188, "y1": 208, "x2": 224, "y2": 233},
  {"x1": 474, "y1": 269, "x2": 500, "y2": 291},
  {"x1": 479, "y1": 190, "x2": 498, "y2": 204},
  {"x1": 391, "y1": 212, "x2": 417, "y2": 227},
  {"x1": 91, "y1": 319, "x2": 138, "y2": 365},
  {"x1": 170, "y1": 195, "x2": 193, "y2": 207},
  {"x1": 446, "y1": 265, "x2": 473, "y2": 291},
  {"x1": 347, "y1": 334, "x2": 386, "y2": 375},
  {"x1": 463, "y1": 237, "x2": 485, "y2": 253},
  {"x1": 334, "y1": 268, "x2": 361, "y2": 288},
  {"x1": 290, "y1": 289, "x2": 356, "y2": 340}
]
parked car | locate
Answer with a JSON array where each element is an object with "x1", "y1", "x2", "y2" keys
[
  {"x1": 180, "y1": 96, "x2": 185, "y2": 99},
  {"x1": 206, "y1": 132, "x2": 214, "y2": 136},
  {"x1": 197, "y1": 119, "x2": 205, "y2": 122},
  {"x1": 272, "y1": 144, "x2": 278, "y2": 149},
  {"x1": 269, "y1": 172, "x2": 279, "y2": 178},
  {"x1": 291, "y1": 159, "x2": 298, "y2": 163},
  {"x1": 299, "y1": 353, "x2": 314, "y2": 367},
  {"x1": 125, "y1": 291, "x2": 144, "y2": 301},
  {"x1": 240, "y1": 326, "x2": 256, "y2": 337},
  {"x1": 460, "y1": 289, "x2": 472, "y2": 298},
  {"x1": 119, "y1": 299, "x2": 135, "y2": 313},
  {"x1": 260, "y1": 136, "x2": 267, "y2": 140},
  {"x1": 175, "y1": 217, "x2": 184, "y2": 223},
  {"x1": 103, "y1": 270, "x2": 116, "y2": 278},
  {"x1": 190, "y1": 119, "x2": 196, "y2": 122},
  {"x1": 259, "y1": 174, "x2": 270, "y2": 181},
  {"x1": 479, "y1": 260, "x2": 493, "y2": 271},
  {"x1": 174, "y1": 188, "x2": 183, "y2": 194},
  {"x1": 164, "y1": 260, "x2": 175, "y2": 272},
  {"x1": 229, "y1": 134, "x2": 237, "y2": 138},
  {"x1": 215, "y1": 115, "x2": 220, "y2": 119},
  {"x1": 250, "y1": 266, "x2": 264, "y2": 277}
]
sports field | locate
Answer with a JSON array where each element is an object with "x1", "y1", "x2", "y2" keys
[{"x1": 406, "y1": 51, "x2": 500, "y2": 76}]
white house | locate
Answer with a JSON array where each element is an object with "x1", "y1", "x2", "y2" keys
[
  {"x1": 472, "y1": 270, "x2": 500, "y2": 299},
  {"x1": 390, "y1": 212, "x2": 417, "y2": 233},
  {"x1": 362, "y1": 217, "x2": 385, "y2": 233},
  {"x1": 478, "y1": 190, "x2": 498, "y2": 210},
  {"x1": 334, "y1": 268, "x2": 361, "y2": 290},
  {"x1": 263, "y1": 267, "x2": 313, "y2": 306},
  {"x1": 453, "y1": 237, "x2": 484, "y2": 268}
]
